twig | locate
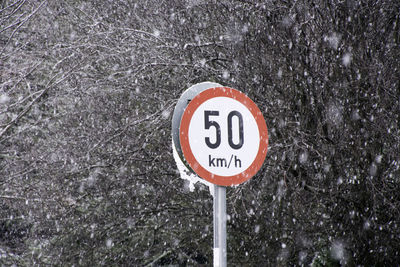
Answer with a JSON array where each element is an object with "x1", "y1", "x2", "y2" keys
[
  {"x1": 88, "y1": 102, "x2": 174, "y2": 154},
  {"x1": 144, "y1": 250, "x2": 172, "y2": 267},
  {"x1": 0, "y1": 195, "x2": 27, "y2": 201},
  {"x1": 0, "y1": 1, "x2": 46, "y2": 56},
  {"x1": 0, "y1": 61, "x2": 82, "y2": 139}
]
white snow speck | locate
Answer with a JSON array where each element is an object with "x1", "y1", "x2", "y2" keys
[
  {"x1": 323, "y1": 163, "x2": 331, "y2": 173},
  {"x1": 375, "y1": 155, "x2": 383, "y2": 164},
  {"x1": 369, "y1": 163, "x2": 377, "y2": 176},
  {"x1": 282, "y1": 15, "x2": 294, "y2": 28},
  {"x1": 327, "y1": 102, "x2": 343, "y2": 126},
  {"x1": 277, "y1": 68, "x2": 283, "y2": 79},
  {"x1": 0, "y1": 94, "x2": 10, "y2": 104},
  {"x1": 222, "y1": 70, "x2": 229, "y2": 79},
  {"x1": 126, "y1": 217, "x2": 134, "y2": 229},
  {"x1": 330, "y1": 241, "x2": 347, "y2": 263},
  {"x1": 199, "y1": 58, "x2": 207, "y2": 67},
  {"x1": 324, "y1": 32, "x2": 341, "y2": 50},
  {"x1": 162, "y1": 109, "x2": 170, "y2": 119},
  {"x1": 78, "y1": 182, "x2": 85, "y2": 193},
  {"x1": 87, "y1": 174, "x2": 96, "y2": 187},
  {"x1": 342, "y1": 52, "x2": 352, "y2": 66},
  {"x1": 299, "y1": 251, "x2": 307, "y2": 264},
  {"x1": 299, "y1": 151, "x2": 308, "y2": 164},
  {"x1": 363, "y1": 220, "x2": 371, "y2": 230},
  {"x1": 351, "y1": 109, "x2": 360, "y2": 120},
  {"x1": 276, "y1": 180, "x2": 287, "y2": 201},
  {"x1": 106, "y1": 238, "x2": 113, "y2": 248}
]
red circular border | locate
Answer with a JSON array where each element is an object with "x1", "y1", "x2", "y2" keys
[{"x1": 180, "y1": 87, "x2": 268, "y2": 186}]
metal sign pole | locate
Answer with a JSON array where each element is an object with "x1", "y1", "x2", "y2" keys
[{"x1": 213, "y1": 185, "x2": 227, "y2": 267}]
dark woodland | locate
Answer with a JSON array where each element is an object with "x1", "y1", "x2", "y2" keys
[{"x1": 1, "y1": 0, "x2": 399, "y2": 265}]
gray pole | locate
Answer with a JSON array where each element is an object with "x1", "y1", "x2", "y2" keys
[{"x1": 213, "y1": 185, "x2": 227, "y2": 267}]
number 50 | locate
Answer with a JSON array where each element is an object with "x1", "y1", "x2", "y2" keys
[{"x1": 204, "y1": 110, "x2": 244, "y2": 149}]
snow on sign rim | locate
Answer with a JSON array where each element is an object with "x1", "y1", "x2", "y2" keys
[{"x1": 180, "y1": 87, "x2": 268, "y2": 186}]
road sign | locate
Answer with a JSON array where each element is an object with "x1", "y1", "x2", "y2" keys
[
  {"x1": 180, "y1": 87, "x2": 268, "y2": 186},
  {"x1": 172, "y1": 82, "x2": 222, "y2": 167}
]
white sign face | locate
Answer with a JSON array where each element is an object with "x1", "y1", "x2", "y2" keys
[
  {"x1": 188, "y1": 97, "x2": 260, "y2": 177},
  {"x1": 180, "y1": 87, "x2": 268, "y2": 186}
]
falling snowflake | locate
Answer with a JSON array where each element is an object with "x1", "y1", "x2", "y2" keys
[
  {"x1": 324, "y1": 32, "x2": 342, "y2": 50},
  {"x1": 342, "y1": 52, "x2": 352, "y2": 66},
  {"x1": 0, "y1": 94, "x2": 10, "y2": 104}
]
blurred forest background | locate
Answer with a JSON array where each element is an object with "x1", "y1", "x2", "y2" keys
[{"x1": 1, "y1": 0, "x2": 399, "y2": 266}]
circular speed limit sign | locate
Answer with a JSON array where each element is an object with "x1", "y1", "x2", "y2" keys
[{"x1": 180, "y1": 87, "x2": 268, "y2": 186}]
